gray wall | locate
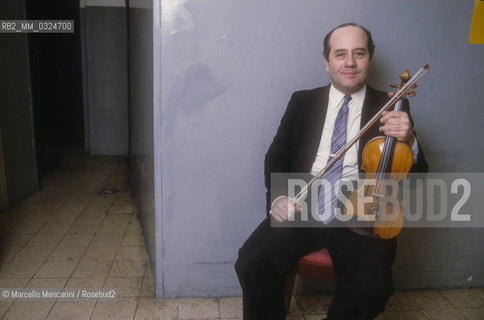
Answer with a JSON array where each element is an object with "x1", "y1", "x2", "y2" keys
[
  {"x1": 127, "y1": 0, "x2": 159, "y2": 296},
  {"x1": 160, "y1": 0, "x2": 484, "y2": 297},
  {"x1": 80, "y1": 1, "x2": 129, "y2": 156},
  {"x1": 0, "y1": 0, "x2": 39, "y2": 204}
]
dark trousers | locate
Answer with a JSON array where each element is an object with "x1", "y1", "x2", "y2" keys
[{"x1": 234, "y1": 218, "x2": 396, "y2": 320}]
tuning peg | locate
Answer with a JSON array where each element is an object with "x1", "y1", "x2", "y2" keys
[{"x1": 390, "y1": 69, "x2": 418, "y2": 97}]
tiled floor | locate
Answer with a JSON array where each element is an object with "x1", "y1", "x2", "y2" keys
[{"x1": 0, "y1": 150, "x2": 483, "y2": 320}]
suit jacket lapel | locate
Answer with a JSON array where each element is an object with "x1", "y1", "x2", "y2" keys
[{"x1": 295, "y1": 86, "x2": 330, "y2": 172}]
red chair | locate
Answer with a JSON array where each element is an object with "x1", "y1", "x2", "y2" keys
[{"x1": 284, "y1": 248, "x2": 336, "y2": 312}]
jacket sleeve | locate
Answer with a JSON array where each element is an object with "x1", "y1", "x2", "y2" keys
[{"x1": 263, "y1": 93, "x2": 299, "y2": 214}]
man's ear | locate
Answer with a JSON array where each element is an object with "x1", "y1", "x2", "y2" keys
[{"x1": 323, "y1": 57, "x2": 329, "y2": 73}]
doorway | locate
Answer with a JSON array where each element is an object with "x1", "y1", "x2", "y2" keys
[{"x1": 26, "y1": 0, "x2": 84, "y2": 178}]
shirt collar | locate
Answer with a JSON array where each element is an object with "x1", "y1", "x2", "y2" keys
[{"x1": 328, "y1": 84, "x2": 367, "y2": 108}]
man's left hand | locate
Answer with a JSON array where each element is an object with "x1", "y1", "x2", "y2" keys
[{"x1": 379, "y1": 110, "x2": 415, "y2": 147}]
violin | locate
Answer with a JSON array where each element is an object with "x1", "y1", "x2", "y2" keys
[
  {"x1": 293, "y1": 65, "x2": 430, "y2": 238},
  {"x1": 344, "y1": 70, "x2": 418, "y2": 239}
]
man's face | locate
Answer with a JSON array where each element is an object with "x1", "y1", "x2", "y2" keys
[{"x1": 324, "y1": 25, "x2": 371, "y2": 95}]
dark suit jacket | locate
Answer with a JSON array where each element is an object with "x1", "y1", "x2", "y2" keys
[{"x1": 264, "y1": 84, "x2": 428, "y2": 213}]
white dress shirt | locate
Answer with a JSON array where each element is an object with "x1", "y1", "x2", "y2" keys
[{"x1": 310, "y1": 85, "x2": 366, "y2": 180}]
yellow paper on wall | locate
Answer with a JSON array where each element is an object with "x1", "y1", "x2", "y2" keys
[{"x1": 469, "y1": 0, "x2": 484, "y2": 43}]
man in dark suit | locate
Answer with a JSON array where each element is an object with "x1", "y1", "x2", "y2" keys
[{"x1": 235, "y1": 23, "x2": 428, "y2": 320}]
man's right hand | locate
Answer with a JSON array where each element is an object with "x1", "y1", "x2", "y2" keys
[{"x1": 270, "y1": 196, "x2": 302, "y2": 222}]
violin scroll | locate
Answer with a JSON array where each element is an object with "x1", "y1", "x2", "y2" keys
[{"x1": 390, "y1": 70, "x2": 417, "y2": 97}]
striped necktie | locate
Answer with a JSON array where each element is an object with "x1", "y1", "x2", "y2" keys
[{"x1": 317, "y1": 95, "x2": 351, "y2": 224}]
